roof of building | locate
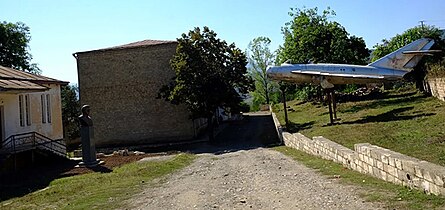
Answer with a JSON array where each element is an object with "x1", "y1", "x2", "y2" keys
[
  {"x1": 74, "y1": 39, "x2": 177, "y2": 55},
  {"x1": 0, "y1": 65, "x2": 68, "y2": 92},
  {"x1": 0, "y1": 79, "x2": 49, "y2": 91}
]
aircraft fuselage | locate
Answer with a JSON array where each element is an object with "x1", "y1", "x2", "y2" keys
[{"x1": 267, "y1": 63, "x2": 408, "y2": 85}]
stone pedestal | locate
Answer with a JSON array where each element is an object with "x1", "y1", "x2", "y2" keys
[{"x1": 80, "y1": 126, "x2": 99, "y2": 167}]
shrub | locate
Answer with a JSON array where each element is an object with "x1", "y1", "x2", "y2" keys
[{"x1": 428, "y1": 59, "x2": 445, "y2": 78}]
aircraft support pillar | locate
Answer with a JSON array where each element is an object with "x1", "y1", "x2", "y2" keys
[
  {"x1": 326, "y1": 89, "x2": 334, "y2": 125},
  {"x1": 281, "y1": 88, "x2": 289, "y2": 126},
  {"x1": 332, "y1": 90, "x2": 337, "y2": 120}
]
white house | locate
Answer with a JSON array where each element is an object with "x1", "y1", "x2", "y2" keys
[{"x1": 0, "y1": 65, "x2": 68, "y2": 147}]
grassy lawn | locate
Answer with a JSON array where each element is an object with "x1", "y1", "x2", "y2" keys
[
  {"x1": 274, "y1": 146, "x2": 445, "y2": 210},
  {"x1": 274, "y1": 89, "x2": 445, "y2": 166},
  {"x1": 0, "y1": 153, "x2": 196, "y2": 210}
]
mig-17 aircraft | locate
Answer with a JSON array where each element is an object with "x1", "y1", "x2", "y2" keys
[
  {"x1": 266, "y1": 38, "x2": 439, "y2": 124},
  {"x1": 266, "y1": 38, "x2": 438, "y2": 89}
]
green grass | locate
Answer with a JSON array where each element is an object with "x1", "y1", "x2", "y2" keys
[
  {"x1": 274, "y1": 146, "x2": 445, "y2": 210},
  {"x1": 274, "y1": 89, "x2": 445, "y2": 166},
  {"x1": 0, "y1": 153, "x2": 196, "y2": 210}
]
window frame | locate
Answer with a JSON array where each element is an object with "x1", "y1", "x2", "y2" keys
[
  {"x1": 46, "y1": 94, "x2": 51, "y2": 123},
  {"x1": 41, "y1": 94, "x2": 46, "y2": 123},
  {"x1": 25, "y1": 94, "x2": 31, "y2": 126},
  {"x1": 19, "y1": 95, "x2": 24, "y2": 127}
]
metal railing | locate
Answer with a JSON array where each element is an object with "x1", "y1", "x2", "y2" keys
[{"x1": 0, "y1": 132, "x2": 66, "y2": 158}]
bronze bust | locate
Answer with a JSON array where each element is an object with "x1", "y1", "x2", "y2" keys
[{"x1": 79, "y1": 105, "x2": 93, "y2": 127}]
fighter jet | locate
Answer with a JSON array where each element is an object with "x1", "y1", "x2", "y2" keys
[
  {"x1": 267, "y1": 38, "x2": 439, "y2": 125},
  {"x1": 266, "y1": 38, "x2": 439, "y2": 89}
]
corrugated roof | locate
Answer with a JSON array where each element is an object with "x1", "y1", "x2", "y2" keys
[
  {"x1": 0, "y1": 79, "x2": 48, "y2": 91},
  {"x1": 74, "y1": 39, "x2": 177, "y2": 54},
  {"x1": 0, "y1": 65, "x2": 68, "y2": 92},
  {"x1": 0, "y1": 65, "x2": 68, "y2": 84}
]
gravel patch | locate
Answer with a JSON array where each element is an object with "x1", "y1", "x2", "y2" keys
[
  {"x1": 138, "y1": 155, "x2": 176, "y2": 162},
  {"x1": 125, "y1": 148, "x2": 382, "y2": 210}
]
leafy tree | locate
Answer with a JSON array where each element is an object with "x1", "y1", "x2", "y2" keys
[
  {"x1": 372, "y1": 25, "x2": 445, "y2": 92},
  {"x1": 276, "y1": 7, "x2": 369, "y2": 101},
  {"x1": 0, "y1": 21, "x2": 79, "y2": 144},
  {"x1": 0, "y1": 21, "x2": 40, "y2": 74},
  {"x1": 277, "y1": 7, "x2": 369, "y2": 65},
  {"x1": 371, "y1": 26, "x2": 443, "y2": 62},
  {"x1": 61, "y1": 85, "x2": 80, "y2": 141},
  {"x1": 158, "y1": 27, "x2": 253, "y2": 140},
  {"x1": 427, "y1": 58, "x2": 445, "y2": 78},
  {"x1": 247, "y1": 37, "x2": 279, "y2": 106}
]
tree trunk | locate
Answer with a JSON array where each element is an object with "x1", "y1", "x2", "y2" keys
[
  {"x1": 317, "y1": 86, "x2": 323, "y2": 102},
  {"x1": 326, "y1": 89, "x2": 334, "y2": 125},
  {"x1": 412, "y1": 68, "x2": 427, "y2": 93},
  {"x1": 423, "y1": 80, "x2": 432, "y2": 96},
  {"x1": 415, "y1": 77, "x2": 425, "y2": 92}
]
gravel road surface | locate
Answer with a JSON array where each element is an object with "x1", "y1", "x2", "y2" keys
[{"x1": 125, "y1": 113, "x2": 382, "y2": 209}]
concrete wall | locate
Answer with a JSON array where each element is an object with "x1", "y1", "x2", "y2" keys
[
  {"x1": 271, "y1": 113, "x2": 445, "y2": 196},
  {"x1": 428, "y1": 77, "x2": 445, "y2": 102},
  {"x1": 0, "y1": 84, "x2": 64, "y2": 141},
  {"x1": 76, "y1": 43, "x2": 198, "y2": 147}
]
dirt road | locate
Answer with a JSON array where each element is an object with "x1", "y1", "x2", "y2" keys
[{"x1": 125, "y1": 113, "x2": 382, "y2": 209}]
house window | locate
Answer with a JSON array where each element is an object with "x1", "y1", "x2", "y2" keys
[
  {"x1": 41, "y1": 94, "x2": 52, "y2": 123},
  {"x1": 46, "y1": 94, "x2": 51, "y2": 123},
  {"x1": 41, "y1": 94, "x2": 46, "y2": 123},
  {"x1": 19, "y1": 95, "x2": 24, "y2": 126},
  {"x1": 25, "y1": 94, "x2": 31, "y2": 126},
  {"x1": 18, "y1": 94, "x2": 31, "y2": 126}
]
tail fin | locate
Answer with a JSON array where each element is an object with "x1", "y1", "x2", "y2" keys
[{"x1": 368, "y1": 38, "x2": 435, "y2": 71}]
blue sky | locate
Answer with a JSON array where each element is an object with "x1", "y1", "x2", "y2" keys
[{"x1": 1, "y1": 0, "x2": 444, "y2": 84}]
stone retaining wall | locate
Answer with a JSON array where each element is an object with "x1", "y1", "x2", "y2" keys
[
  {"x1": 272, "y1": 113, "x2": 445, "y2": 195},
  {"x1": 428, "y1": 77, "x2": 445, "y2": 102},
  {"x1": 271, "y1": 112, "x2": 283, "y2": 144}
]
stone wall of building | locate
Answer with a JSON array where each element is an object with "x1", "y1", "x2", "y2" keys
[
  {"x1": 76, "y1": 43, "x2": 198, "y2": 147},
  {"x1": 272, "y1": 113, "x2": 445, "y2": 195},
  {"x1": 428, "y1": 77, "x2": 445, "y2": 102}
]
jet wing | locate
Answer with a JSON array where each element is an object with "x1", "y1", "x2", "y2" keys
[
  {"x1": 402, "y1": 50, "x2": 441, "y2": 55},
  {"x1": 291, "y1": 70, "x2": 385, "y2": 79}
]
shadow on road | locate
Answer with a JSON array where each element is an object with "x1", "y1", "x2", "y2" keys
[
  {"x1": 0, "y1": 113, "x2": 280, "y2": 202},
  {"x1": 0, "y1": 152, "x2": 80, "y2": 201},
  {"x1": 180, "y1": 113, "x2": 281, "y2": 155}
]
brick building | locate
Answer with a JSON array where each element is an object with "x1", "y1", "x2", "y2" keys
[{"x1": 74, "y1": 40, "x2": 206, "y2": 147}]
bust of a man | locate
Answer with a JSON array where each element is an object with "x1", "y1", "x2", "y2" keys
[{"x1": 79, "y1": 105, "x2": 93, "y2": 127}]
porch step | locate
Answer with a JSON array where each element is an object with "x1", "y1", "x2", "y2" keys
[{"x1": 1, "y1": 132, "x2": 67, "y2": 159}]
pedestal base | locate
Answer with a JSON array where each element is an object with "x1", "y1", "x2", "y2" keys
[{"x1": 76, "y1": 159, "x2": 104, "y2": 168}]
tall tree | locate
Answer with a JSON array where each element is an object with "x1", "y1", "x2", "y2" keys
[
  {"x1": 0, "y1": 21, "x2": 40, "y2": 74},
  {"x1": 158, "y1": 27, "x2": 253, "y2": 140},
  {"x1": 61, "y1": 85, "x2": 80, "y2": 140},
  {"x1": 371, "y1": 25, "x2": 445, "y2": 92},
  {"x1": 247, "y1": 37, "x2": 278, "y2": 105},
  {"x1": 276, "y1": 7, "x2": 369, "y2": 102},
  {"x1": 371, "y1": 25, "x2": 443, "y2": 62},
  {"x1": 277, "y1": 7, "x2": 369, "y2": 65}
]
